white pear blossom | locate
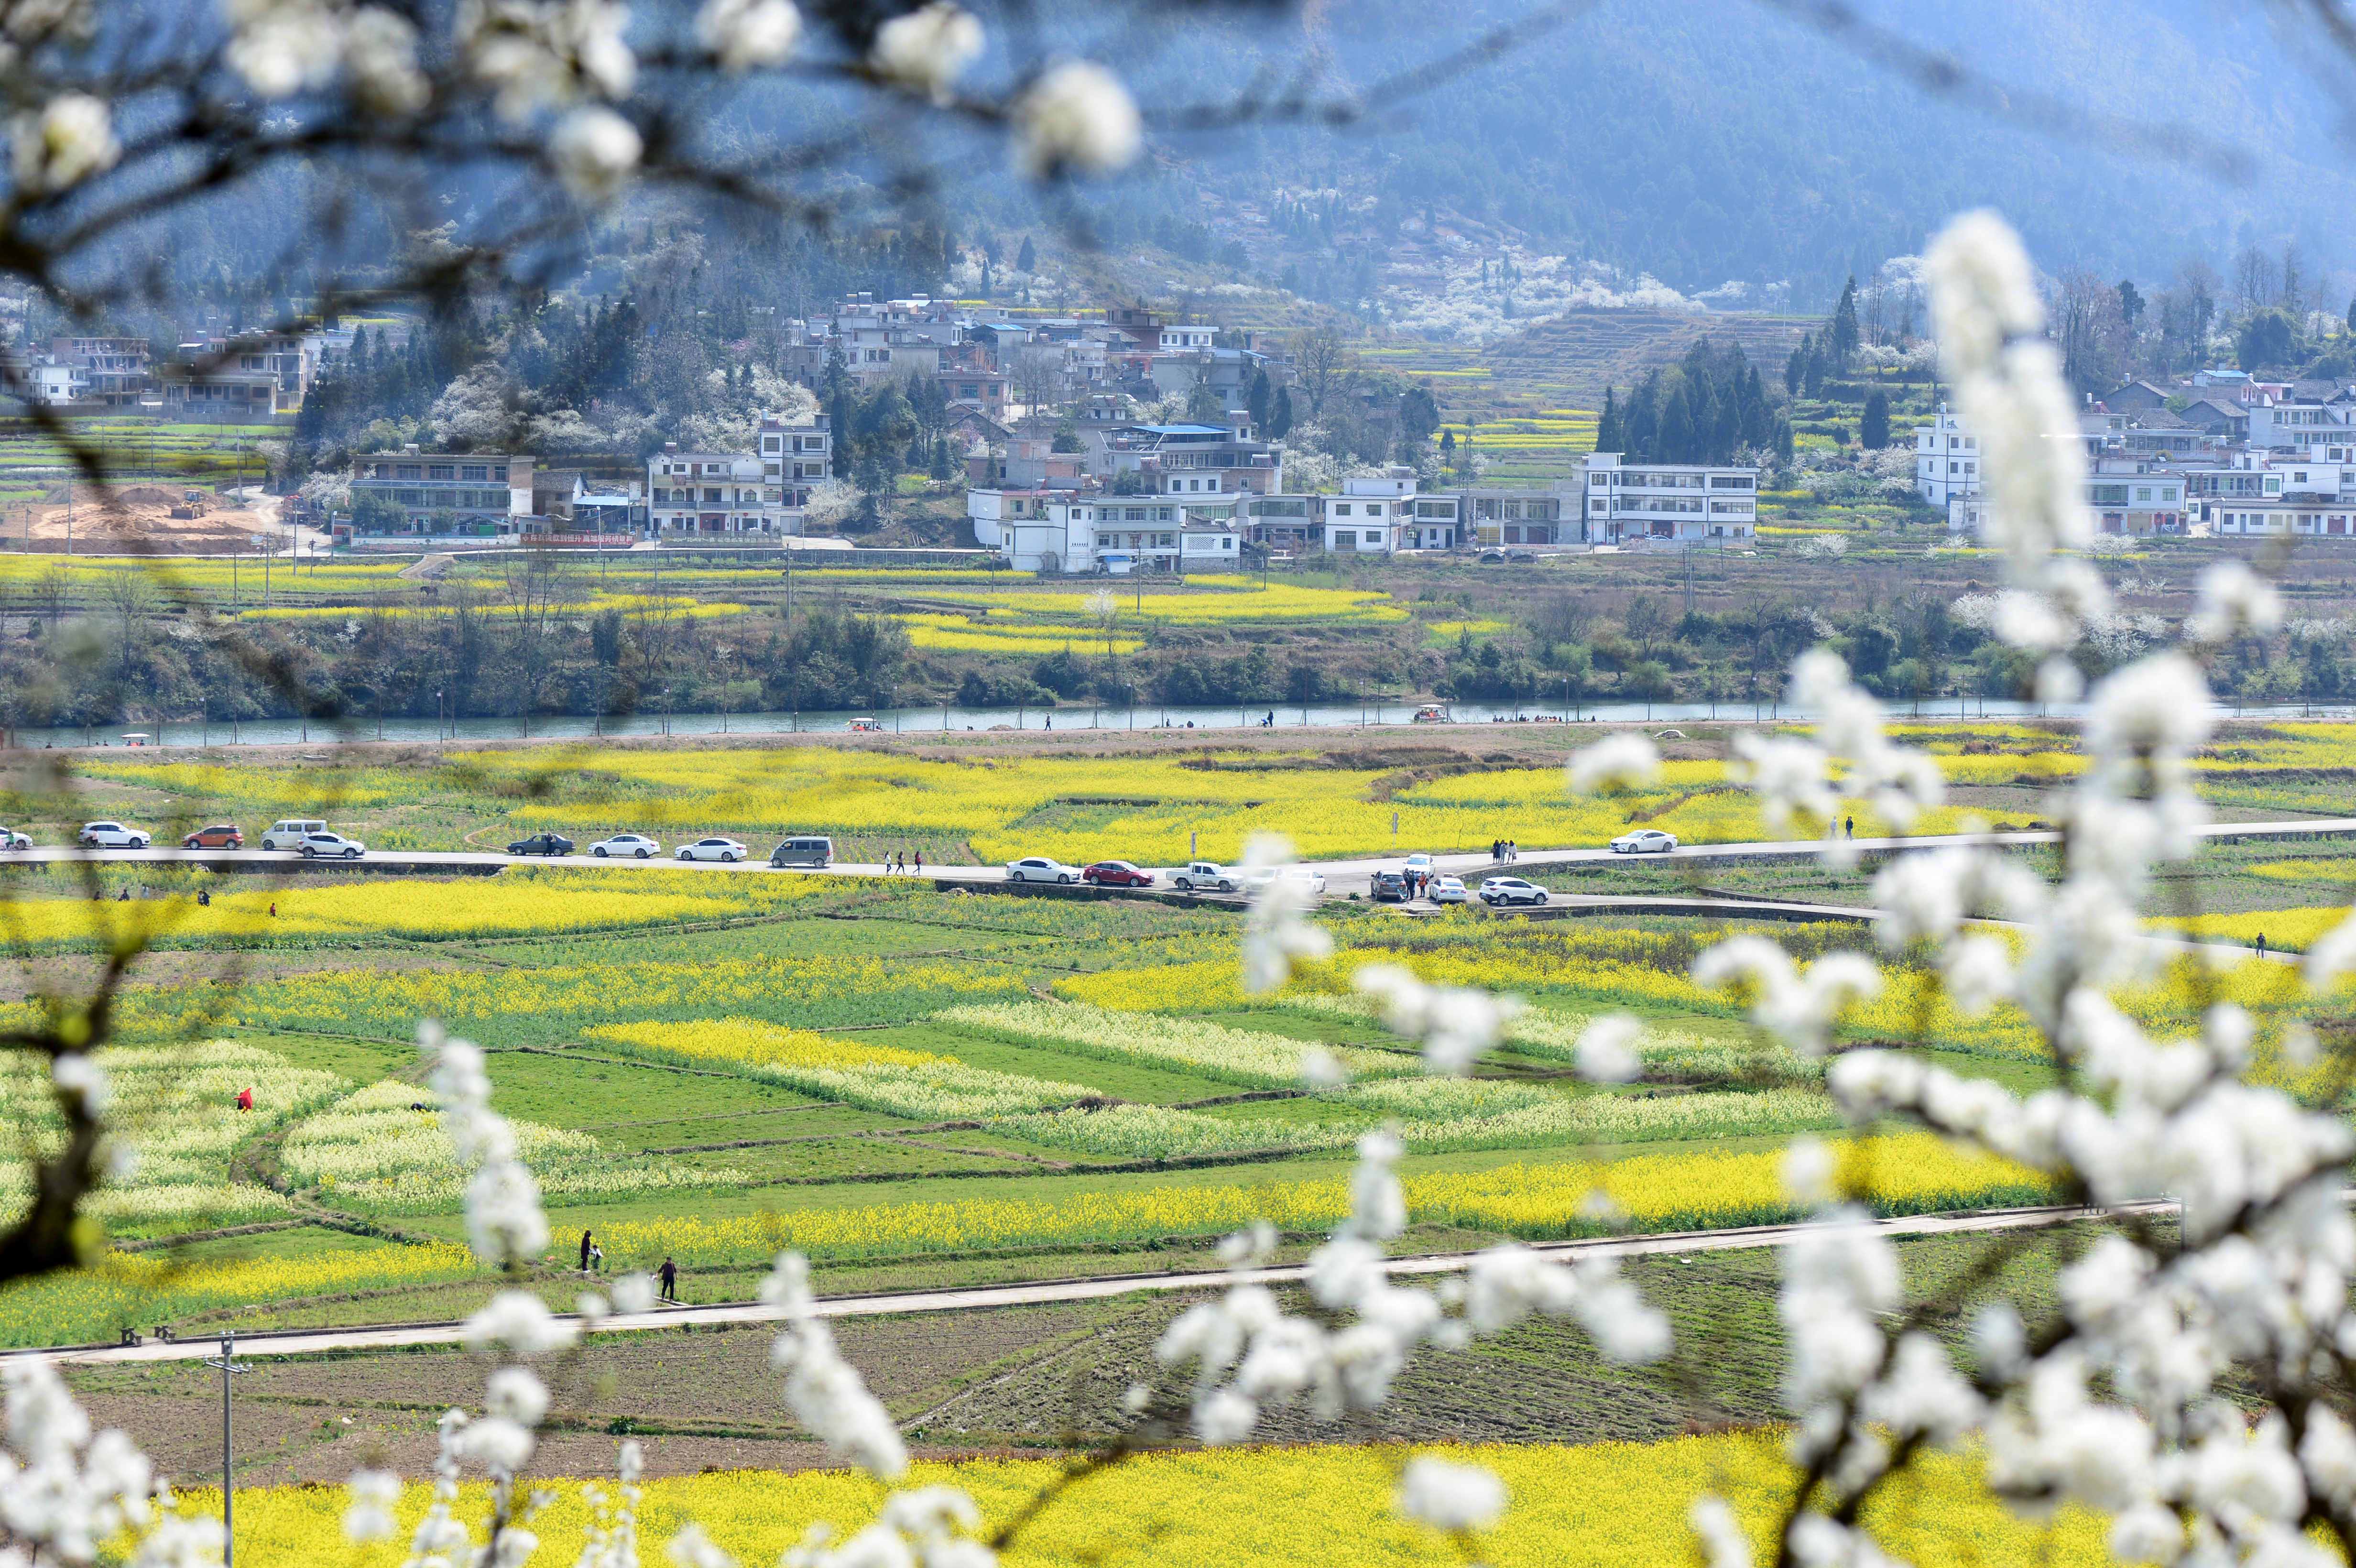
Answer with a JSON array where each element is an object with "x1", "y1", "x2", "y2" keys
[
  {"x1": 1571, "y1": 1012, "x2": 1641, "y2": 1083},
  {"x1": 2187, "y1": 559, "x2": 2284, "y2": 646},
  {"x1": 549, "y1": 105, "x2": 642, "y2": 202},
  {"x1": 1396, "y1": 1455, "x2": 1506, "y2": 1532},
  {"x1": 1567, "y1": 732, "x2": 1661, "y2": 795},
  {"x1": 458, "y1": 0, "x2": 634, "y2": 119},
  {"x1": 11, "y1": 93, "x2": 119, "y2": 194},
  {"x1": 1353, "y1": 962, "x2": 1518, "y2": 1073},
  {"x1": 762, "y1": 1252, "x2": 907, "y2": 1478},
  {"x1": 343, "y1": 1467, "x2": 401, "y2": 1543},
  {"x1": 868, "y1": 1, "x2": 981, "y2": 103},
  {"x1": 427, "y1": 1026, "x2": 550, "y2": 1267},
  {"x1": 1012, "y1": 61, "x2": 1142, "y2": 177},
  {"x1": 696, "y1": 0, "x2": 799, "y2": 69},
  {"x1": 1239, "y1": 832, "x2": 1331, "y2": 994}
]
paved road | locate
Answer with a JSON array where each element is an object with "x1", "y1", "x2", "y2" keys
[
  {"x1": 33, "y1": 816, "x2": 2356, "y2": 905},
  {"x1": 18, "y1": 1197, "x2": 2170, "y2": 1367}
]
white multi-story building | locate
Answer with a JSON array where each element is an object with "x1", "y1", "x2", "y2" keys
[
  {"x1": 968, "y1": 489, "x2": 1239, "y2": 573},
  {"x1": 759, "y1": 412, "x2": 832, "y2": 508},
  {"x1": 1580, "y1": 453, "x2": 1758, "y2": 544},
  {"x1": 2248, "y1": 390, "x2": 2356, "y2": 450},
  {"x1": 1323, "y1": 474, "x2": 1416, "y2": 555},
  {"x1": 1948, "y1": 459, "x2": 2188, "y2": 538},
  {"x1": 1914, "y1": 403, "x2": 1981, "y2": 507},
  {"x1": 647, "y1": 444, "x2": 791, "y2": 538}
]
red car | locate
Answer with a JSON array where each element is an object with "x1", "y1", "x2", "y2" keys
[
  {"x1": 1081, "y1": 860, "x2": 1154, "y2": 887},
  {"x1": 183, "y1": 825, "x2": 244, "y2": 849}
]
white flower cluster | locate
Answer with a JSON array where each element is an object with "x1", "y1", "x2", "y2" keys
[
  {"x1": 453, "y1": 0, "x2": 639, "y2": 198},
  {"x1": 782, "y1": 1485, "x2": 997, "y2": 1568},
  {"x1": 0, "y1": 1361, "x2": 156, "y2": 1562},
  {"x1": 1565, "y1": 732, "x2": 1660, "y2": 796},
  {"x1": 695, "y1": 0, "x2": 799, "y2": 70},
  {"x1": 1011, "y1": 61, "x2": 1141, "y2": 178},
  {"x1": 1352, "y1": 964, "x2": 1518, "y2": 1075},
  {"x1": 1238, "y1": 832, "x2": 1332, "y2": 997},
  {"x1": 221, "y1": 0, "x2": 429, "y2": 114},
  {"x1": 10, "y1": 92, "x2": 118, "y2": 195},
  {"x1": 1729, "y1": 649, "x2": 1943, "y2": 841},
  {"x1": 425, "y1": 1022, "x2": 550, "y2": 1268},
  {"x1": 1692, "y1": 937, "x2": 1881, "y2": 1057},
  {"x1": 1925, "y1": 211, "x2": 2106, "y2": 655},
  {"x1": 868, "y1": 1, "x2": 981, "y2": 103},
  {"x1": 577, "y1": 1441, "x2": 644, "y2": 1568},
  {"x1": 1155, "y1": 1131, "x2": 1669, "y2": 1447},
  {"x1": 761, "y1": 1252, "x2": 910, "y2": 1480}
]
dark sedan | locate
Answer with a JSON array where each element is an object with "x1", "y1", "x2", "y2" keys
[
  {"x1": 507, "y1": 833, "x2": 575, "y2": 856},
  {"x1": 1371, "y1": 870, "x2": 1409, "y2": 903},
  {"x1": 1082, "y1": 860, "x2": 1155, "y2": 887}
]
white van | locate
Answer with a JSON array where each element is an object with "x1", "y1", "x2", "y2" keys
[{"x1": 260, "y1": 819, "x2": 327, "y2": 850}]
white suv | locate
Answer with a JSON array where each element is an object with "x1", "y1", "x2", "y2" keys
[
  {"x1": 1172, "y1": 861, "x2": 1239, "y2": 893},
  {"x1": 78, "y1": 821, "x2": 150, "y2": 849},
  {"x1": 260, "y1": 819, "x2": 327, "y2": 851},
  {"x1": 297, "y1": 831, "x2": 365, "y2": 859}
]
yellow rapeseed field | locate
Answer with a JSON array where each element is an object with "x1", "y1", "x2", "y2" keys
[
  {"x1": 597, "y1": 1131, "x2": 2044, "y2": 1265},
  {"x1": 196, "y1": 1436, "x2": 2108, "y2": 1568}
]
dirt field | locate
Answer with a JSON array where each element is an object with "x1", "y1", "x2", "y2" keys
[{"x1": 8, "y1": 483, "x2": 284, "y2": 552}]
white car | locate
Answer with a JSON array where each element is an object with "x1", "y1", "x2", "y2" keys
[
  {"x1": 297, "y1": 831, "x2": 364, "y2": 859},
  {"x1": 1404, "y1": 852, "x2": 1433, "y2": 873},
  {"x1": 1241, "y1": 865, "x2": 1327, "y2": 896},
  {"x1": 0, "y1": 828, "x2": 29, "y2": 850},
  {"x1": 1006, "y1": 855, "x2": 1078, "y2": 885},
  {"x1": 78, "y1": 821, "x2": 150, "y2": 849},
  {"x1": 676, "y1": 837, "x2": 748, "y2": 862},
  {"x1": 1431, "y1": 875, "x2": 1468, "y2": 904},
  {"x1": 590, "y1": 833, "x2": 662, "y2": 859},
  {"x1": 1172, "y1": 860, "x2": 1240, "y2": 893},
  {"x1": 1611, "y1": 828, "x2": 1679, "y2": 854},
  {"x1": 1479, "y1": 876, "x2": 1549, "y2": 906}
]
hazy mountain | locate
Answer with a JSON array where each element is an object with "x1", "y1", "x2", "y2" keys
[{"x1": 1118, "y1": 0, "x2": 2356, "y2": 308}]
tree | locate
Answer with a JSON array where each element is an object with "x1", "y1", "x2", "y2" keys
[
  {"x1": 2234, "y1": 244, "x2": 2275, "y2": 313},
  {"x1": 1245, "y1": 368, "x2": 1271, "y2": 432},
  {"x1": 1827, "y1": 275, "x2": 1860, "y2": 365},
  {"x1": 1860, "y1": 390, "x2": 1890, "y2": 450},
  {"x1": 1398, "y1": 384, "x2": 1440, "y2": 446},
  {"x1": 1595, "y1": 385, "x2": 1622, "y2": 453},
  {"x1": 1268, "y1": 385, "x2": 1294, "y2": 439},
  {"x1": 2237, "y1": 307, "x2": 2300, "y2": 370},
  {"x1": 2055, "y1": 269, "x2": 2127, "y2": 393},
  {"x1": 1184, "y1": 360, "x2": 1224, "y2": 423},
  {"x1": 1016, "y1": 235, "x2": 1036, "y2": 273},
  {"x1": 2116, "y1": 278, "x2": 2145, "y2": 329},
  {"x1": 1290, "y1": 327, "x2": 1348, "y2": 418}
]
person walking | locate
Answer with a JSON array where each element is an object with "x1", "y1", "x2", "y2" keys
[
  {"x1": 913, "y1": 849, "x2": 923, "y2": 875},
  {"x1": 579, "y1": 1230, "x2": 593, "y2": 1273},
  {"x1": 659, "y1": 1257, "x2": 677, "y2": 1301},
  {"x1": 2258, "y1": 932, "x2": 2268, "y2": 955},
  {"x1": 235, "y1": 1087, "x2": 253, "y2": 1112},
  {"x1": 1844, "y1": 816, "x2": 1854, "y2": 839}
]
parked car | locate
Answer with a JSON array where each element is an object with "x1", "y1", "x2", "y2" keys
[
  {"x1": 258, "y1": 818, "x2": 326, "y2": 851},
  {"x1": 0, "y1": 828, "x2": 29, "y2": 851},
  {"x1": 182, "y1": 825, "x2": 244, "y2": 849},
  {"x1": 1241, "y1": 865, "x2": 1327, "y2": 896},
  {"x1": 676, "y1": 837, "x2": 748, "y2": 862},
  {"x1": 1431, "y1": 875, "x2": 1468, "y2": 904},
  {"x1": 78, "y1": 821, "x2": 151, "y2": 849},
  {"x1": 1610, "y1": 828, "x2": 1679, "y2": 854},
  {"x1": 770, "y1": 836, "x2": 834, "y2": 868},
  {"x1": 1005, "y1": 855, "x2": 1078, "y2": 885},
  {"x1": 1404, "y1": 853, "x2": 1433, "y2": 873},
  {"x1": 1479, "y1": 876, "x2": 1549, "y2": 906},
  {"x1": 846, "y1": 717, "x2": 884, "y2": 732},
  {"x1": 589, "y1": 833, "x2": 662, "y2": 859},
  {"x1": 508, "y1": 832, "x2": 574, "y2": 857},
  {"x1": 1171, "y1": 860, "x2": 1240, "y2": 893},
  {"x1": 298, "y1": 831, "x2": 365, "y2": 860},
  {"x1": 1082, "y1": 860, "x2": 1154, "y2": 887},
  {"x1": 1371, "y1": 870, "x2": 1408, "y2": 903}
]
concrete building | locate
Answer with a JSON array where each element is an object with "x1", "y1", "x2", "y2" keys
[
  {"x1": 347, "y1": 448, "x2": 533, "y2": 538},
  {"x1": 1914, "y1": 403, "x2": 1981, "y2": 508},
  {"x1": 760, "y1": 412, "x2": 832, "y2": 508},
  {"x1": 1461, "y1": 487, "x2": 1574, "y2": 547},
  {"x1": 1087, "y1": 422, "x2": 1281, "y2": 497},
  {"x1": 647, "y1": 445, "x2": 791, "y2": 538},
  {"x1": 1581, "y1": 453, "x2": 1759, "y2": 544},
  {"x1": 48, "y1": 336, "x2": 148, "y2": 405}
]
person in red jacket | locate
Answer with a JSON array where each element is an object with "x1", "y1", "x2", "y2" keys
[{"x1": 235, "y1": 1087, "x2": 253, "y2": 1111}]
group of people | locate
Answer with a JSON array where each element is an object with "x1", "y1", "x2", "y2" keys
[
  {"x1": 1490, "y1": 839, "x2": 1519, "y2": 861},
  {"x1": 578, "y1": 1230, "x2": 681, "y2": 1300},
  {"x1": 880, "y1": 850, "x2": 925, "y2": 874},
  {"x1": 1400, "y1": 867, "x2": 1439, "y2": 900}
]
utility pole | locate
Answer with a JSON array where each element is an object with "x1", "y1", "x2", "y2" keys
[{"x1": 203, "y1": 1332, "x2": 251, "y2": 1567}]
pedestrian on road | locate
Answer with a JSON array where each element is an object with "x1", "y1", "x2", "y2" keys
[
  {"x1": 1844, "y1": 816, "x2": 1854, "y2": 839},
  {"x1": 913, "y1": 850, "x2": 923, "y2": 875},
  {"x1": 659, "y1": 1257, "x2": 677, "y2": 1301},
  {"x1": 2258, "y1": 932, "x2": 2268, "y2": 955},
  {"x1": 579, "y1": 1230, "x2": 593, "y2": 1273},
  {"x1": 1507, "y1": 839, "x2": 1518, "y2": 861}
]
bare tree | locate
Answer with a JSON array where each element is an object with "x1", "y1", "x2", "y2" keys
[
  {"x1": 2054, "y1": 268, "x2": 2128, "y2": 393},
  {"x1": 1289, "y1": 327, "x2": 1348, "y2": 420},
  {"x1": 2234, "y1": 243, "x2": 2277, "y2": 314}
]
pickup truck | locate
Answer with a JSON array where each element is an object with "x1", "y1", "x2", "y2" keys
[{"x1": 1171, "y1": 860, "x2": 1240, "y2": 893}]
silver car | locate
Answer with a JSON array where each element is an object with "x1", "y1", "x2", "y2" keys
[{"x1": 676, "y1": 837, "x2": 748, "y2": 862}]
